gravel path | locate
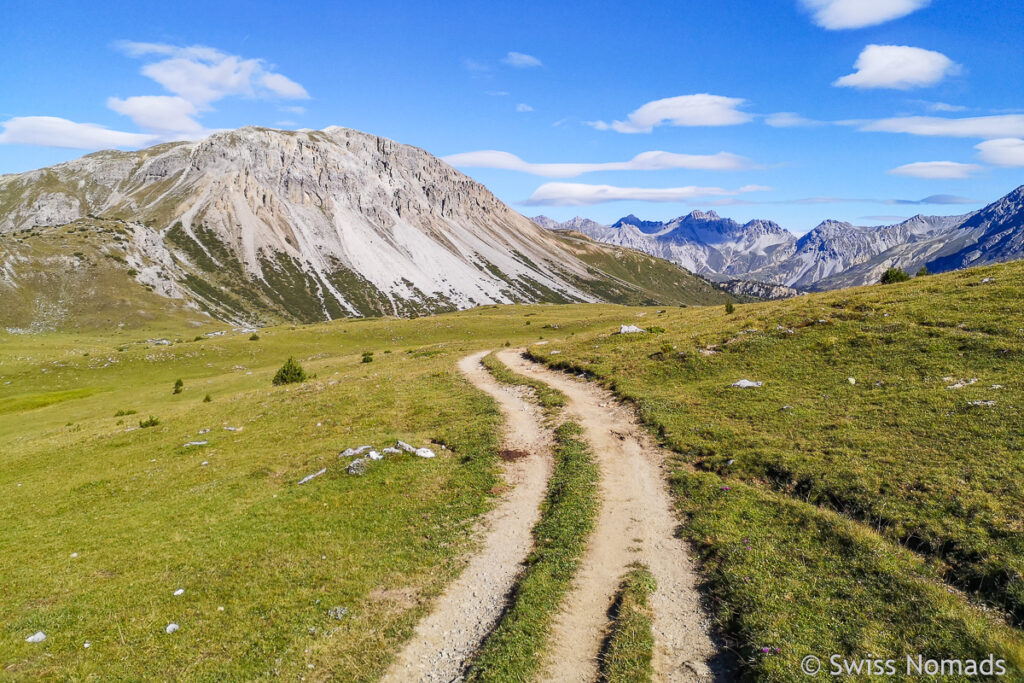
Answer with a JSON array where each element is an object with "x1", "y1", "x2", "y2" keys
[
  {"x1": 380, "y1": 351, "x2": 553, "y2": 683},
  {"x1": 496, "y1": 349, "x2": 717, "y2": 683}
]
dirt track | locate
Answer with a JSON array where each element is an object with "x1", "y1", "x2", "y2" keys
[{"x1": 496, "y1": 349, "x2": 716, "y2": 683}]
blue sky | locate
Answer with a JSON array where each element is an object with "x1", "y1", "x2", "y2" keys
[{"x1": 1, "y1": 0, "x2": 1022, "y2": 232}]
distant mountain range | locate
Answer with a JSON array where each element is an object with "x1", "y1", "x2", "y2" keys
[
  {"x1": 0, "y1": 127, "x2": 727, "y2": 330},
  {"x1": 533, "y1": 185, "x2": 1024, "y2": 291}
]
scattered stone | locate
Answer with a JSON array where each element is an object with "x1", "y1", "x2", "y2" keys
[
  {"x1": 782, "y1": 405, "x2": 793, "y2": 411},
  {"x1": 25, "y1": 631, "x2": 46, "y2": 643},
  {"x1": 223, "y1": 426, "x2": 241, "y2": 432},
  {"x1": 617, "y1": 324, "x2": 646, "y2": 334},
  {"x1": 183, "y1": 441, "x2": 208, "y2": 447},
  {"x1": 731, "y1": 379, "x2": 763, "y2": 388},
  {"x1": 298, "y1": 468, "x2": 328, "y2": 485},
  {"x1": 328, "y1": 606, "x2": 348, "y2": 621},
  {"x1": 339, "y1": 445, "x2": 372, "y2": 458},
  {"x1": 382, "y1": 447, "x2": 401, "y2": 455},
  {"x1": 83, "y1": 641, "x2": 90, "y2": 648},
  {"x1": 726, "y1": 458, "x2": 736, "y2": 466},
  {"x1": 415, "y1": 447, "x2": 436, "y2": 459},
  {"x1": 165, "y1": 623, "x2": 179, "y2": 634},
  {"x1": 550, "y1": 350, "x2": 561, "y2": 355},
  {"x1": 396, "y1": 441, "x2": 417, "y2": 453},
  {"x1": 201, "y1": 461, "x2": 209, "y2": 466},
  {"x1": 946, "y1": 378, "x2": 979, "y2": 389},
  {"x1": 981, "y1": 277, "x2": 995, "y2": 283},
  {"x1": 347, "y1": 459, "x2": 367, "y2": 476},
  {"x1": 968, "y1": 400, "x2": 996, "y2": 407},
  {"x1": 71, "y1": 552, "x2": 78, "y2": 558},
  {"x1": 198, "y1": 428, "x2": 210, "y2": 434},
  {"x1": 367, "y1": 450, "x2": 383, "y2": 461},
  {"x1": 991, "y1": 384, "x2": 1004, "y2": 390},
  {"x1": 847, "y1": 377, "x2": 856, "y2": 385},
  {"x1": 174, "y1": 588, "x2": 185, "y2": 596},
  {"x1": 218, "y1": 606, "x2": 225, "y2": 611}
]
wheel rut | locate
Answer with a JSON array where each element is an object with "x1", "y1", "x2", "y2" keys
[{"x1": 381, "y1": 351, "x2": 553, "y2": 683}]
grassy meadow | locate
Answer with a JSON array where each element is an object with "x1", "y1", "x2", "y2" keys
[
  {"x1": 529, "y1": 261, "x2": 1024, "y2": 680},
  {"x1": 0, "y1": 304, "x2": 632, "y2": 680}
]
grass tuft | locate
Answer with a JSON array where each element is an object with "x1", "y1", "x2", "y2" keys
[
  {"x1": 467, "y1": 420, "x2": 599, "y2": 682},
  {"x1": 600, "y1": 564, "x2": 656, "y2": 683}
]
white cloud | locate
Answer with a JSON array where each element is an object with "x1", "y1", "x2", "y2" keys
[
  {"x1": 106, "y1": 95, "x2": 202, "y2": 134},
  {"x1": 834, "y1": 45, "x2": 959, "y2": 90},
  {"x1": 589, "y1": 94, "x2": 753, "y2": 133},
  {"x1": 857, "y1": 114, "x2": 1024, "y2": 138},
  {"x1": 975, "y1": 138, "x2": 1024, "y2": 166},
  {"x1": 485, "y1": 90, "x2": 509, "y2": 97},
  {"x1": 516, "y1": 103, "x2": 534, "y2": 112},
  {"x1": 2, "y1": 42, "x2": 310, "y2": 150},
  {"x1": 799, "y1": 0, "x2": 930, "y2": 29},
  {"x1": 887, "y1": 161, "x2": 981, "y2": 179},
  {"x1": 260, "y1": 73, "x2": 309, "y2": 99},
  {"x1": 0, "y1": 116, "x2": 156, "y2": 149},
  {"x1": 117, "y1": 41, "x2": 309, "y2": 105},
  {"x1": 443, "y1": 149, "x2": 755, "y2": 177},
  {"x1": 765, "y1": 112, "x2": 823, "y2": 127},
  {"x1": 525, "y1": 182, "x2": 770, "y2": 206},
  {"x1": 923, "y1": 101, "x2": 968, "y2": 113},
  {"x1": 503, "y1": 52, "x2": 543, "y2": 68}
]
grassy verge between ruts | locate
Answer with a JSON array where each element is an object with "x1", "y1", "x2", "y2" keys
[
  {"x1": 465, "y1": 395, "x2": 599, "y2": 681},
  {"x1": 600, "y1": 564, "x2": 656, "y2": 683},
  {"x1": 481, "y1": 350, "x2": 567, "y2": 418}
]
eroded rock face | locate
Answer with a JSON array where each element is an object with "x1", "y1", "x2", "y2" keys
[{"x1": 0, "y1": 126, "x2": 602, "y2": 320}]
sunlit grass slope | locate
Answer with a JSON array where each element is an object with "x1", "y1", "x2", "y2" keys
[
  {"x1": 529, "y1": 262, "x2": 1024, "y2": 681},
  {"x1": 0, "y1": 304, "x2": 634, "y2": 680}
]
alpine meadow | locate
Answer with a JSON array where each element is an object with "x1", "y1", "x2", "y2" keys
[{"x1": 3, "y1": 1, "x2": 1024, "y2": 681}]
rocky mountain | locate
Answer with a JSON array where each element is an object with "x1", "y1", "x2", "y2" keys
[
  {"x1": 533, "y1": 186, "x2": 1024, "y2": 291},
  {"x1": 534, "y1": 210, "x2": 795, "y2": 280},
  {"x1": 0, "y1": 126, "x2": 728, "y2": 330}
]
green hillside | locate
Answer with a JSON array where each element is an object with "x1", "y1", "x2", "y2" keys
[{"x1": 528, "y1": 261, "x2": 1024, "y2": 680}]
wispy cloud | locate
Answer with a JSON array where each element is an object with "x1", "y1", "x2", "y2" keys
[
  {"x1": 502, "y1": 52, "x2": 543, "y2": 68},
  {"x1": 1, "y1": 42, "x2": 310, "y2": 149},
  {"x1": 524, "y1": 183, "x2": 770, "y2": 206},
  {"x1": 0, "y1": 116, "x2": 156, "y2": 149},
  {"x1": 834, "y1": 45, "x2": 960, "y2": 90},
  {"x1": 516, "y1": 103, "x2": 534, "y2": 112},
  {"x1": 444, "y1": 149, "x2": 756, "y2": 177},
  {"x1": 485, "y1": 90, "x2": 509, "y2": 97},
  {"x1": 854, "y1": 114, "x2": 1024, "y2": 138},
  {"x1": 887, "y1": 161, "x2": 981, "y2": 179},
  {"x1": 975, "y1": 138, "x2": 1024, "y2": 166},
  {"x1": 116, "y1": 41, "x2": 309, "y2": 106},
  {"x1": 918, "y1": 101, "x2": 968, "y2": 113},
  {"x1": 798, "y1": 0, "x2": 931, "y2": 30},
  {"x1": 764, "y1": 112, "x2": 824, "y2": 128},
  {"x1": 106, "y1": 95, "x2": 203, "y2": 134},
  {"x1": 588, "y1": 94, "x2": 753, "y2": 133},
  {"x1": 462, "y1": 58, "x2": 491, "y2": 73}
]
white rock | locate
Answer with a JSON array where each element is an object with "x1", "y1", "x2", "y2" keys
[
  {"x1": 25, "y1": 631, "x2": 46, "y2": 643},
  {"x1": 367, "y1": 450, "x2": 383, "y2": 461},
  {"x1": 396, "y1": 441, "x2": 417, "y2": 453},
  {"x1": 415, "y1": 448, "x2": 436, "y2": 459},
  {"x1": 201, "y1": 461, "x2": 209, "y2": 466},
  {"x1": 198, "y1": 428, "x2": 210, "y2": 434},
  {"x1": 731, "y1": 379, "x2": 762, "y2": 388},
  {"x1": 174, "y1": 588, "x2": 184, "y2": 596},
  {"x1": 166, "y1": 623, "x2": 179, "y2": 634},
  {"x1": 298, "y1": 468, "x2": 328, "y2": 485},
  {"x1": 70, "y1": 552, "x2": 78, "y2": 558},
  {"x1": 183, "y1": 441, "x2": 207, "y2": 447},
  {"x1": 618, "y1": 324, "x2": 646, "y2": 334},
  {"x1": 847, "y1": 377, "x2": 856, "y2": 385},
  {"x1": 83, "y1": 641, "x2": 90, "y2": 648},
  {"x1": 382, "y1": 447, "x2": 401, "y2": 455}
]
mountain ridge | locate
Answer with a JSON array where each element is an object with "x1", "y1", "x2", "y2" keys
[
  {"x1": 0, "y1": 126, "x2": 729, "y2": 329},
  {"x1": 533, "y1": 188, "x2": 1024, "y2": 290}
]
